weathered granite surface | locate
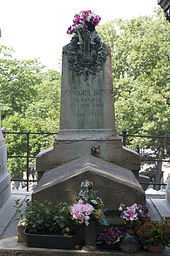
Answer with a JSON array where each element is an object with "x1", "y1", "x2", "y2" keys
[
  {"x1": 59, "y1": 43, "x2": 115, "y2": 132},
  {"x1": 33, "y1": 155, "x2": 145, "y2": 209},
  {"x1": 0, "y1": 237, "x2": 170, "y2": 256}
]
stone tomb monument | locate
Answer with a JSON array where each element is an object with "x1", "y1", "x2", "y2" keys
[
  {"x1": 0, "y1": 129, "x2": 11, "y2": 209},
  {"x1": 33, "y1": 21, "x2": 144, "y2": 208}
]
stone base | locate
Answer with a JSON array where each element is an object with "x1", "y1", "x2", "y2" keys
[
  {"x1": 33, "y1": 155, "x2": 145, "y2": 209},
  {"x1": 36, "y1": 135, "x2": 140, "y2": 179},
  {"x1": 55, "y1": 129, "x2": 116, "y2": 141},
  {"x1": 0, "y1": 237, "x2": 170, "y2": 256}
]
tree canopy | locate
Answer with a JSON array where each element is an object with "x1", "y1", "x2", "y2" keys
[
  {"x1": 98, "y1": 11, "x2": 170, "y2": 184},
  {"x1": 0, "y1": 44, "x2": 60, "y2": 178},
  {"x1": 98, "y1": 11, "x2": 170, "y2": 143}
]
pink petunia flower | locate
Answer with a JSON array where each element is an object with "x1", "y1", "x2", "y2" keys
[{"x1": 70, "y1": 199, "x2": 94, "y2": 226}]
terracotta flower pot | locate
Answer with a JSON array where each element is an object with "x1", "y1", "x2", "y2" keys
[
  {"x1": 146, "y1": 244, "x2": 164, "y2": 253},
  {"x1": 120, "y1": 233, "x2": 141, "y2": 253}
]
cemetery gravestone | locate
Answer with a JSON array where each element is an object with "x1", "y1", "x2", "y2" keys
[{"x1": 34, "y1": 14, "x2": 145, "y2": 208}]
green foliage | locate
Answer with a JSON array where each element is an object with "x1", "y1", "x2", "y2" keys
[
  {"x1": 0, "y1": 45, "x2": 42, "y2": 115},
  {"x1": 0, "y1": 44, "x2": 61, "y2": 178},
  {"x1": 136, "y1": 220, "x2": 169, "y2": 246},
  {"x1": 98, "y1": 11, "x2": 170, "y2": 183},
  {"x1": 98, "y1": 11, "x2": 170, "y2": 151},
  {"x1": 25, "y1": 69, "x2": 60, "y2": 131},
  {"x1": 23, "y1": 201, "x2": 77, "y2": 235}
]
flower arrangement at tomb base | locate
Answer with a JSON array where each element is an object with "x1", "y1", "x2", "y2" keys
[{"x1": 16, "y1": 179, "x2": 170, "y2": 252}]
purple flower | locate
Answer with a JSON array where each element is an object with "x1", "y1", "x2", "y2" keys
[
  {"x1": 70, "y1": 199, "x2": 94, "y2": 226},
  {"x1": 92, "y1": 15, "x2": 101, "y2": 26},
  {"x1": 119, "y1": 203, "x2": 148, "y2": 222},
  {"x1": 121, "y1": 206, "x2": 138, "y2": 221},
  {"x1": 73, "y1": 14, "x2": 84, "y2": 25},
  {"x1": 136, "y1": 204, "x2": 149, "y2": 219},
  {"x1": 67, "y1": 25, "x2": 75, "y2": 34},
  {"x1": 80, "y1": 10, "x2": 92, "y2": 19},
  {"x1": 67, "y1": 10, "x2": 101, "y2": 34},
  {"x1": 97, "y1": 227, "x2": 124, "y2": 245}
]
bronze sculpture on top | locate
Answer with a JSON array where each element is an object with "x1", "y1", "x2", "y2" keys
[
  {"x1": 66, "y1": 24, "x2": 107, "y2": 79},
  {"x1": 33, "y1": 11, "x2": 145, "y2": 209}
]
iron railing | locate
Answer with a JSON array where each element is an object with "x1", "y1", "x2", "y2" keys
[
  {"x1": 4, "y1": 131, "x2": 57, "y2": 191},
  {"x1": 3, "y1": 130, "x2": 170, "y2": 192}
]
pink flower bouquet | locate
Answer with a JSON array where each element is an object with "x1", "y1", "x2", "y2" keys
[
  {"x1": 67, "y1": 10, "x2": 101, "y2": 34},
  {"x1": 70, "y1": 199, "x2": 94, "y2": 226}
]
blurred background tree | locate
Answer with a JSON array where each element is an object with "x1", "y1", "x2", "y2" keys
[
  {"x1": 98, "y1": 11, "x2": 170, "y2": 184},
  {"x1": 0, "y1": 44, "x2": 60, "y2": 179}
]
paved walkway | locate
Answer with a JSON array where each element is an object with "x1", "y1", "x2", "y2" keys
[{"x1": 0, "y1": 192, "x2": 31, "y2": 238}]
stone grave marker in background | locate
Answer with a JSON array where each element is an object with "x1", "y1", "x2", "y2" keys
[{"x1": 0, "y1": 129, "x2": 11, "y2": 209}]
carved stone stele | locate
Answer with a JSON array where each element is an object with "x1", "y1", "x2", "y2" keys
[
  {"x1": 35, "y1": 29, "x2": 144, "y2": 206},
  {"x1": 58, "y1": 29, "x2": 115, "y2": 137}
]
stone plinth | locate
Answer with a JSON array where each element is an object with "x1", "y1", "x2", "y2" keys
[
  {"x1": 0, "y1": 237, "x2": 170, "y2": 256},
  {"x1": 37, "y1": 137, "x2": 140, "y2": 179},
  {"x1": 0, "y1": 129, "x2": 10, "y2": 209},
  {"x1": 33, "y1": 155, "x2": 144, "y2": 209}
]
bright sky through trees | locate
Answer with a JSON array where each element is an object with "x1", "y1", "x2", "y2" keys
[{"x1": 0, "y1": 0, "x2": 158, "y2": 69}]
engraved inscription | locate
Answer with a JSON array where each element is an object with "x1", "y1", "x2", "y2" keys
[{"x1": 66, "y1": 87, "x2": 110, "y2": 129}]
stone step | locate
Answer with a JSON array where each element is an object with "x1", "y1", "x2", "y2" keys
[
  {"x1": 0, "y1": 237, "x2": 170, "y2": 256},
  {"x1": 0, "y1": 192, "x2": 30, "y2": 238}
]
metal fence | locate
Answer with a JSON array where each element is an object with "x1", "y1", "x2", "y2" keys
[
  {"x1": 4, "y1": 131, "x2": 57, "y2": 191},
  {"x1": 3, "y1": 130, "x2": 170, "y2": 192}
]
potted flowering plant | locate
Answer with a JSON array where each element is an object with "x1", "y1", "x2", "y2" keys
[
  {"x1": 18, "y1": 180, "x2": 104, "y2": 250},
  {"x1": 97, "y1": 227, "x2": 125, "y2": 250},
  {"x1": 136, "y1": 220, "x2": 169, "y2": 252},
  {"x1": 119, "y1": 203, "x2": 149, "y2": 233},
  {"x1": 118, "y1": 203, "x2": 149, "y2": 253},
  {"x1": 70, "y1": 180, "x2": 104, "y2": 225},
  {"x1": 70, "y1": 180, "x2": 105, "y2": 250},
  {"x1": 23, "y1": 200, "x2": 81, "y2": 249}
]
